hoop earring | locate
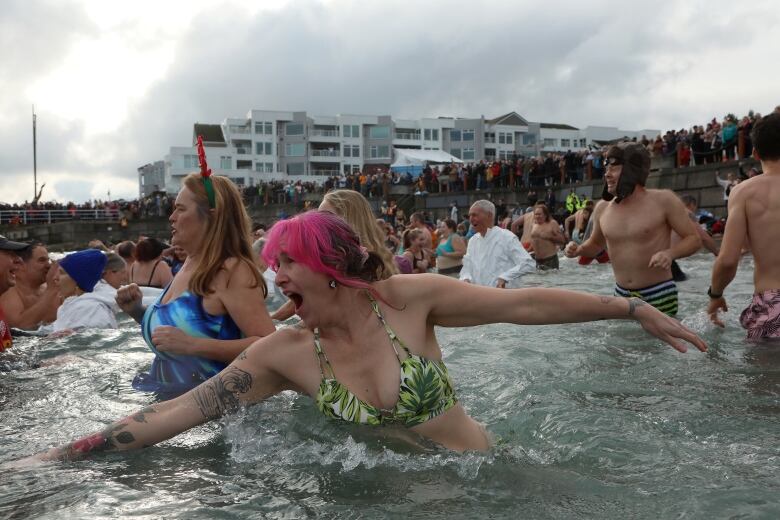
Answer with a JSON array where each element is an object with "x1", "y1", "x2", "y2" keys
[{"x1": 329, "y1": 280, "x2": 337, "y2": 289}]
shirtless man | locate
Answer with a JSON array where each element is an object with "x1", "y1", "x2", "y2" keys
[
  {"x1": 530, "y1": 204, "x2": 566, "y2": 270},
  {"x1": 408, "y1": 212, "x2": 433, "y2": 253},
  {"x1": 564, "y1": 199, "x2": 595, "y2": 243},
  {"x1": 0, "y1": 242, "x2": 60, "y2": 329},
  {"x1": 565, "y1": 142, "x2": 701, "y2": 316},
  {"x1": 511, "y1": 202, "x2": 545, "y2": 252},
  {"x1": 708, "y1": 113, "x2": 780, "y2": 338}
]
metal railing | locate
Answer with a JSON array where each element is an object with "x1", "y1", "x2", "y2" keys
[
  {"x1": 394, "y1": 132, "x2": 421, "y2": 140},
  {"x1": 310, "y1": 169, "x2": 340, "y2": 176},
  {"x1": 0, "y1": 209, "x2": 122, "y2": 224},
  {"x1": 311, "y1": 129, "x2": 340, "y2": 137},
  {"x1": 311, "y1": 149, "x2": 340, "y2": 157}
]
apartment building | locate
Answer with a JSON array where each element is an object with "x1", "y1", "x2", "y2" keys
[{"x1": 154, "y1": 108, "x2": 656, "y2": 195}]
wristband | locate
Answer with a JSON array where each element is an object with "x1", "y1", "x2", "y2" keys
[{"x1": 707, "y1": 287, "x2": 723, "y2": 299}]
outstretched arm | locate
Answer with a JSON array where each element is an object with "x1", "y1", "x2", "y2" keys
[
  {"x1": 17, "y1": 335, "x2": 290, "y2": 464},
  {"x1": 399, "y1": 275, "x2": 707, "y2": 353}
]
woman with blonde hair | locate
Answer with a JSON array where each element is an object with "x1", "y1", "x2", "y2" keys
[
  {"x1": 270, "y1": 189, "x2": 401, "y2": 320},
  {"x1": 117, "y1": 165, "x2": 275, "y2": 397}
]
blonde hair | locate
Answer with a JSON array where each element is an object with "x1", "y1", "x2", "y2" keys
[
  {"x1": 183, "y1": 173, "x2": 266, "y2": 297},
  {"x1": 322, "y1": 190, "x2": 398, "y2": 277}
]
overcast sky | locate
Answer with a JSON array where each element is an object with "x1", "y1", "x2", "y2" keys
[{"x1": 2, "y1": 0, "x2": 778, "y2": 204}]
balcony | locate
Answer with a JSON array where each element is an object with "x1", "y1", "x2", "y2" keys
[
  {"x1": 394, "y1": 131, "x2": 421, "y2": 140},
  {"x1": 228, "y1": 125, "x2": 251, "y2": 135},
  {"x1": 235, "y1": 148, "x2": 252, "y2": 155},
  {"x1": 310, "y1": 127, "x2": 340, "y2": 142},
  {"x1": 311, "y1": 168, "x2": 340, "y2": 177},
  {"x1": 311, "y1": 149, "x2": 340, "y2": 157}
]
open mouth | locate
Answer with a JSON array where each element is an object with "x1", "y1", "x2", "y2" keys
[{"x1": 286, "y1": 292, "x2": 303, "y2": 310}]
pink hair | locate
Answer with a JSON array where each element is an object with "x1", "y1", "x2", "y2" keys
[{"x1": 263, "y1": 211, "x2": 381, "y2": 295}]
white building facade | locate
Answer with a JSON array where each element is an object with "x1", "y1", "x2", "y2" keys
[{"x1": 153, "y1": 109, "x2": 658, "y2": 195}]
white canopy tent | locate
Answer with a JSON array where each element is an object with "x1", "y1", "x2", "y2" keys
[{"x1": 390, "y1": 148, "x2": 464, "y2": 169}]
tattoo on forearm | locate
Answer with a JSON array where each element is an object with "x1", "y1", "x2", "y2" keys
[
  {"x1": 191, "y1": 367, "x2": 253, "y2": 421},
  {"x1": 56, "y1": 420, "x2": 137, "y2": 460},
  {"x1": 628, "y1": 297, "x2": 646, "y2": 316},
  {"x1": 130, "y1": 406, "x2": 157, "y2": 423}
]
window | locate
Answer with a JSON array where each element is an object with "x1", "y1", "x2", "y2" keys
[
  {"x1": 370, "y1": 145, "x2": 390, "y2": 158},
  {"x1": 462, "y1": 129, "x2": 474, "y2": 141},
  {"x1": 220, "y1": 156, "x2": 232, "y2": 169},
  {"x1": 183, "y1": 155, "x2": 198, "y2": 168},
  {"x1": 286, "y1": 123, "x2": 304, "y2": 136},
  {"x1": 369, "y1": 126, "x2": 389, "y2": 139},
  {"x1": 543, "y1": 138, "x2": 557, "y2": 147},
  {"x1": 255, "y1": 162, "x2": 273, "y2": 172},
  {"x1": 450, "y1": 129, "x2": 461, "y2": 142},
  {"x1": 522, "y1": 134, "x2": 536, "y2": 145},
  {"x1": 561, "y1": 139, "x2": 571, "y2": 148},
  {"x1": 450, "y1": 148, "x2": 462, "y2": 159},
  {"x1": 254, "y1": 121, "x2": 273, "y2": 134},
  {"x1": 423, "y1": 129, "x2": 439, "y2": 141},
  {"x1": 343, "y1": 124, "x2": 360, "y2": 138},
  {"x1": 265, "y1": 162, "x2": 273, "y2": 173},
  {"x1": 287, "y1": 162, "x2": 305, "y2": 175},
  {"x1": 255, "y1": 142, "x2": 273, "y2": 155},
  {"x1": 285, "y1": 143, "x2": 306, "y2": 157},
  {"x1": 344, "y1": 145, "x2": 360, "y2": 157},
  {"x1": 463, "y1": 148, "x2": 475, "y2": 161},
  {"x1": 233, "y1": 177, "x2": 245, "y2": 186},
  {"x1": 580, "y1": 138, "x2": 587, "y2": 147},
  {"x1": 498, "y1": 132, "x2": 514, "y2": 145}
]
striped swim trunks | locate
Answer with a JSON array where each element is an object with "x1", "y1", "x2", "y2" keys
[{"x1": 614, "y1": 279, "x2": 678, "y2": 317}]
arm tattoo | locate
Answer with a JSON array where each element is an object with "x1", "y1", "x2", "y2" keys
[
  {"x1": 56, "y1": 420, "x2": 136, "y2": 460},
  {"x1": 599, "y1": 296, "x2": 614, "y2": 305},
  {"x1": 236, "y1": 349, "x2": 248, "y2": 361},
  {"x1": 130, "y1": 406, "x2": 157, "y2": 423},
  {"x1": 191, "y1": 367, "x2": 253, "y2": 421},
  {"x1": 628, "y1": 297, "x2": 646, "y2": 316}
]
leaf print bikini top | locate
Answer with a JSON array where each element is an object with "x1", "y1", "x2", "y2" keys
[{"x1": 313, "y1": 294, "x2": 458, "y2": 427}]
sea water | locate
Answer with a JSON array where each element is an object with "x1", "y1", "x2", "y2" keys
[{"x1": 1, "y1": 253, "x2": 778, "y2": 519}]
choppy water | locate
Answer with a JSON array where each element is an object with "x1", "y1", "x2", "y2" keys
[{"x1": 1, "y1": 253, "x2": 778, "y2": 519}]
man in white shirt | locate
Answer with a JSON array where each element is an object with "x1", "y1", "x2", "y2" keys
[{"x1": 460, "y1": 200, "x2": 535, "y2": 288}]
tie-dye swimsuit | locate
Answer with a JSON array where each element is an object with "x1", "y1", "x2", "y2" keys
[
  {"x1": 132, "y1": 285, "x2": 242, "y2": 397},
  {"x1": 740, "y1": 289, "x2": 780, "y2": 340}
]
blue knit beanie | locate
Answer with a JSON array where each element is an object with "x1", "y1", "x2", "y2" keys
[{"x1": 60, "y1": 249, "x2": 108, "y2": 293}]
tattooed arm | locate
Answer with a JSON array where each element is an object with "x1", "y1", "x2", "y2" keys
[{"x1": 27, "y1": 336, "x2": 291, "y2": 463}]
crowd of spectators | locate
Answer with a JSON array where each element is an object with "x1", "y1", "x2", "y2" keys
[{"x1": 4, "y1": 109, "x2": 771, "y2": 226}]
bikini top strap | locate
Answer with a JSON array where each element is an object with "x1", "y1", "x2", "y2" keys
[
  {"x1": 366, "y1": 293, "x2": 411, "y2": 358},
  {"x1": 147, "y1": 259, "x2": 160, "y2": 286},
  {"x1": 313, "y1": 328, "x2": 335, "y2": 379}
]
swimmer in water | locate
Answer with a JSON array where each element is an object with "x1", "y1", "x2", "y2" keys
[
  {"x1": 565, "y1": 142, "x2": 702, "y2": 316},
  {"x1": 530, "y1": 204, "x2": 565, "y2": 270},
  {"x1": 13, "y1": 210, "x2": 707, "y2": 463}
]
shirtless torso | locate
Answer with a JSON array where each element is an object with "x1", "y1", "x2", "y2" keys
[
  {"x1": 567, "y1": 188, "x2": 700, "y2": 289},
  {"x1": 530, "y1": 219, "x2": 564, "y2": 262}
]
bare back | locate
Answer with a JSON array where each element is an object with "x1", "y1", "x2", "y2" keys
[{"x1": 727, "y1": 175, "x2": 780, "y2": 292}]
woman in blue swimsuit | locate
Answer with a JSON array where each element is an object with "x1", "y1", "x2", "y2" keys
[
  {"x1": 26, "y1": 211, "x2": 707, "y2": 462},
  {"x1": 116, "y1": 173, "x2": 275, "y2": 397}
]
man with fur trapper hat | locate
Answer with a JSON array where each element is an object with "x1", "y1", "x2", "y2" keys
[{"x1": 564, "y1": 142, "x2": 701, "y2": 316}]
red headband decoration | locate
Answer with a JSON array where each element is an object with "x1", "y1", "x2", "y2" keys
[{"x1": 196, "y1": 135, "x2": 216, "y2": 208}]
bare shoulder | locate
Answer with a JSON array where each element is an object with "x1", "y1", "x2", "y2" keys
[
  {"x1": 730, "y1": 175, "x2": 769, "y2": 199},
  {"x1": 244, "y1": 325, "x2": 312, "y2": 361},
  {"x1": 217, "y1": 257, "x2": 260, "y2": 289},
  {"x1": 374, "y1": 273, "x2": 449, "y2": 306}
]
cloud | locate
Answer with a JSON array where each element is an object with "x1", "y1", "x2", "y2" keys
[{"x1": 2, "y1": 0, "x2": 779, "y2": 204}]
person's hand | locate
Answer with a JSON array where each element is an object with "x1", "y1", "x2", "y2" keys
[
  {"x1": 648, "y1": 251, "x2": 673, "y2": 270},
  {"x1": 44, "y1": 261, "x2": 60, "y2": 293},
  {"x1": 631, "y1": 299, "x2": 707, "y2": 353},
  {"x1": 707, "y1": 297, "x2": 728, "y2": 328},
  {"x1": 496, "y1": 278, "x2": 507, "y2": 289},
  {"x1": 115, "y1": 283, "x2": 143, "y2": 314},
  {"x1": 152, "y1": 326, "x2": 195, "y2": 355},
  {"x1": 564, "y1": 241, "x2": 580, "y2": 258}
]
